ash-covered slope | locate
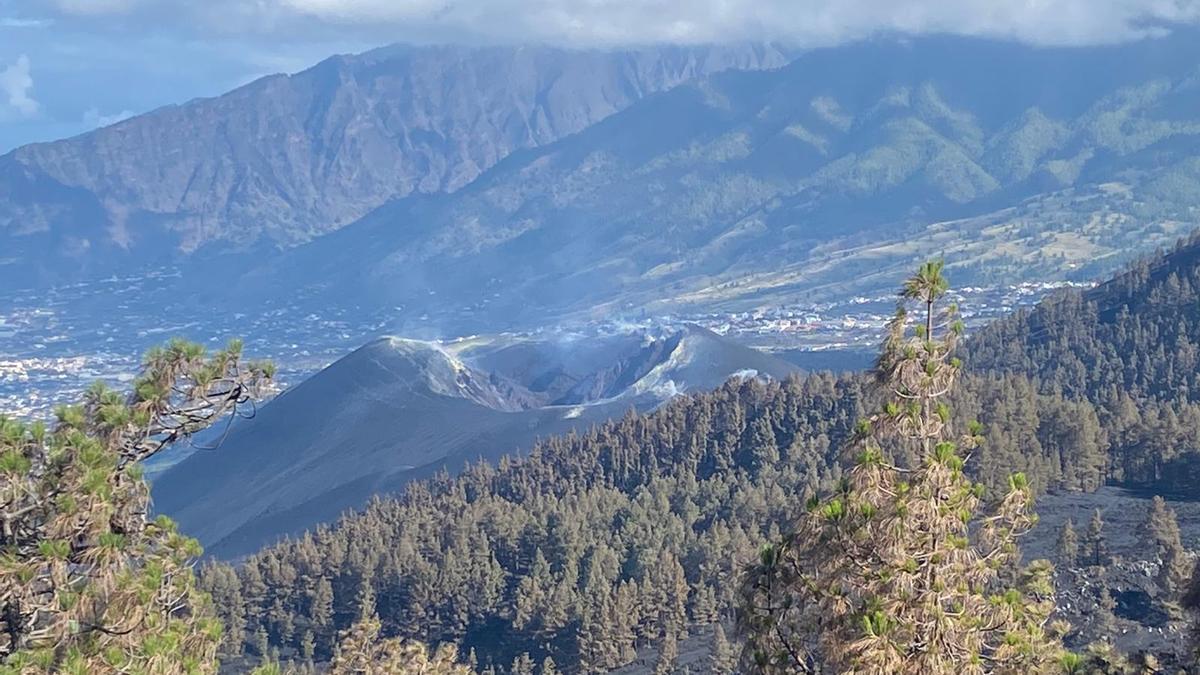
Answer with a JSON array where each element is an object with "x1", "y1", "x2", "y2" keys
[
  {"x1": 553, "y1": 325, "x2": 800, "y2": 403},
  {"x1": 0, "y1": 44, "x2": 788, "y2": 285},
  {"x1": 151, "y1": 337, "x2": 559, "y2": 558},
  {"x1": 151, "y1": 327, "x2": 797, "y2": 558},
  {"x1": 459, "y1": 325, "x2": 797, "y2": 405}
]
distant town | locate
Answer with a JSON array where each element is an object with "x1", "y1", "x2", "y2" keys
[
  {"x1": 0, "y1": 269, "x2": 1089, "y2": 419},
  {"x1": 673, "y1": 280, "x2": 1091, "y2": 351}
]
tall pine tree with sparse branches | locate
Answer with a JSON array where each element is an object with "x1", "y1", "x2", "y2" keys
[{"x1": 737, "y1": 261, "x2": 1071, "y2": 675}]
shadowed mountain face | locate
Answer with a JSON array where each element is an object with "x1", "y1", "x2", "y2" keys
[
  {"x1": 0, "y1": 44, "x2": 789, "y2": 285},
  {"x1": 150, "y1": 326, "x2": 797, "y2": 558},
  {"x1": 245, "y1": 33, "x2": 1200, "y2": 331}
]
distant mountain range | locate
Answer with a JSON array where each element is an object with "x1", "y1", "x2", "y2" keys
[
  {"x1": 244, "y1": 33, "x2": 1200, "y2": 332},
  {"x1": 150, "y1": 326, "x2": 797, "y2": 558},
  {"x1": 0, "y1": 43, "x2": 789, "y2": 285},
  {"x1": 5, "y1": 36, "x2": 1200, "y2": 334}
]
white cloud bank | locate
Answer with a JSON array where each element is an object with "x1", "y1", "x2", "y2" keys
[
  {"x1": 34, "y1": 0, "x2": 1200, "y2": 47},
  {"x1": 0, "y1": 55, "x2": 38, "y2": 118},
  {"x1": 83, "y1": 106, "x2": 134, "y2": 128}
]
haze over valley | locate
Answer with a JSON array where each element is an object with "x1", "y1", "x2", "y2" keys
[
  {"x1": 7, "y1": 4, "x2": 1200, "y2": 673},
  {"x1": 6, "y1": 34, "x2": 1199, "y2": 417},
  {"x1": 0, "y1": 264, "x2": 1083, "y2": 418}
]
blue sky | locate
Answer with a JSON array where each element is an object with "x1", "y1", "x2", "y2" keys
[
  {"x1": 2, "y1": 0, "x2": 1199, "y2": 153},
  {"x1": 0, "y1": 3, "x2": 371, "y2": 152}
]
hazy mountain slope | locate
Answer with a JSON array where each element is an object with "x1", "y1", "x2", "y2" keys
[
  {"x1": 0, "y1": 44, "x2": 788, "y2": 284},
  {"x1": 250, "y1": 34, "x2": 1200, "y2": 331},
  {"x1": 151, "y1": 327, "x2": 797, "y2": 558}
]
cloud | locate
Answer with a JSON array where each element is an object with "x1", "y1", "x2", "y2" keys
[
  {"x1": 0, "y1": 17, "x2": 52, "y2": 27},
  {"x1": 82, "y1": 106, "x2": 134, "y2": 128},
  {"x1": 29, "y1": 0, "x2": 1200, "y2": 47},
  {"x1": 51, "y1": 0, "x2": 142, "y2": 15},
  {"x1": 0, "y1": 55, "x2": 38, "y2": 117}
]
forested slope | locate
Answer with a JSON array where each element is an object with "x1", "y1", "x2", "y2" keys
[
  {"x1": 201, "y1": 369, "x2": 1104, "y2": 672},
  {"x1": 966, "y1": 231, "x2": 1200, "y2": 487},
  {"x1": 201, "y1": 237, "x2": 1200, "y2": 672}
]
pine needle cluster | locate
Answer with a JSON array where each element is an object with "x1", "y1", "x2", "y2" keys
[{"x1": 0, "y1": 339, "x2": 272, "y2": 673}]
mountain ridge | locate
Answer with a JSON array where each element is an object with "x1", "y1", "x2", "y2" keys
[
  {"x1": 240, "y1": 32, "x2": 1200, "y2": 332},
  {"x1": 0, "y1": 43, "x2": 790, "y2": 284}
]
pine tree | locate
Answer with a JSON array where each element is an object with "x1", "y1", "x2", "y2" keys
[
  {"x1": 356, "y1": 565, "x2": 377, "y2": 619},
  {"x1": 737, "y1": 262, "x2": 1069, "y2": 674},
  {"x1": 329, "y1": 612, "x2": 471, "y2": 674},
  {"x1": 1142, "y1": 496, "x2": 1191, "y2": 601},
  {"x1": 578, "y1": 592, "x2": 616, "y2": 672},
  {"x1": 709, "y1": 624, "x2": 736, "y2": 675},
  {"x1": 663, "y1": 551, "x2": 691, "y2": 639},
  {"x1": 300, "y1": 629, "x2": 316, "y2": 662},
  {"x1": 310, "y1": 576, "x2": 335, "y2": 655},
  {"x1": 655, "y1": 631, "x2": 679, "y2": 675},
  {"x1": 269, "y1": 597, "x2": 295, "y2": 645},
  {"x1": 513, "y1": 551, "x2": 550, "y2": 631},
  {"x1": 612, "y1": 579, "x2": 641, "y2": 665},
  {"x1": 242, "y1": 562, "x2": 270, "y2": 639},
  {"x1": 204, "y1": 563, "x2": 248, "y2": 657},
  {"x1": 0, "y1": 340, "x2": 272, "y2": 672},
  {"x1": 1095, "y1": 584, "x2": 1118, "y2": 637},
  {"x1": 510, "y1": 652, "x2": 536, "y2": 675},
  {"x1": 542, "y1": 573, "x2": 575, "y2": 635},
  {"x1": 639, "y1": 576, "x2": 664, "y2": 641},
  {"x1": 749, "y1": 415, "x2": 780, "y2": 469},
  {"x1": 1161, "y1": 543, "x2": 1192, "y2": 608},
  {"x1": 1057, "y1": 518, "x2": 1079, "y2": 569},
  {"x1": 254, "y1": 627, "x2": 271, "y2": 658},
  {"x1": 1084, "y1": 509, "x2": 1110, "y2": 567},
  {"x1": 1143, "y1": 496, "x2": 1176, "y2": 556},
  {"x1": 692, "y1": 584, "x2": 720, "y2": 626},
  {"x1": 540, "y1": 656, "x2": 560, "y2": 675}
]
